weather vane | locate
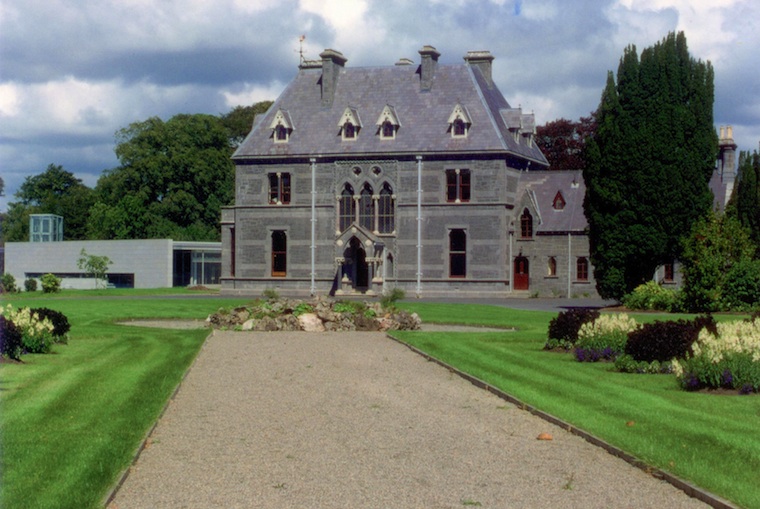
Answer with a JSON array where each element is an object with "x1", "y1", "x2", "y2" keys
[{"x1": 298, "y1": 34, "x2": 307, "y2": 64}]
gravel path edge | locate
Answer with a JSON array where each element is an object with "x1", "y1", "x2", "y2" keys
[
  {"x1": 101, "y1": 329, "x2": 219, "y2": 508},
  {"x1": 101, "y1": 328, "x2": 740, "y2": 509},
  {"x1": 384, "y1": 332, "x2": 741, "y2": 509}
]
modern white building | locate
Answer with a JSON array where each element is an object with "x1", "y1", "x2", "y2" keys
[{"x1": 5, "y1": 238, "x2": 221, "y2": 290}]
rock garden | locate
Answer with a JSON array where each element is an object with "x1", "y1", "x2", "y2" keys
[{"x1": 206, "y1": 295, "x2": 421, "y2": 332}]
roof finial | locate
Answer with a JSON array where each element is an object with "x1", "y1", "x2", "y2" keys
[{"x1": 298, "y1": 34, "x2": 306, "y2": 65}]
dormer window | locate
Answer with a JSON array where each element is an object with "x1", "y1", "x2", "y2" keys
[
  {"x1": 376, "y1": 105, "x2": 400, "y2": 140},
  {"x1": 553, "y1": 191, "x2": 566, "y2": 210},
  {"x1": 344, "y1": 122, "x2": 357, "y2": 139},
  {"x1": 382, "y1": 121, "x2": 395, "y2": 138},
  {"x1": 453, "y1": 119, "x2": 466, "y2": 136},
  {"x1": 275, "y1": 124, "x2": 288, "y2": 142},
  {"x1": 447, "y1": 103, "x2": 472, "y2": 138},
  {"x1": 339, "y1": 107, "x2": 362, "y2": 141},
  {"x1": 269, "y1": 109, "x2": 294, "y2": 143}
]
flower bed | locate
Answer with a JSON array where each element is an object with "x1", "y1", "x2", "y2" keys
[
  {"x1": 0, "y1": 304, "x2": 70, "y2": 360},
  {"x1": 673, "y1": 319, "x2": 760, "y2": 393},
  {"x1": 574, "y1": 313, "x2": 639, "y2": 362}
]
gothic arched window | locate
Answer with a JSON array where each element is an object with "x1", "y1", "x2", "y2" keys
[
  {"x1": 359, "y1": 184, "x2": 374, "y2": 230},
  {"x1": 521, "y1": 208, "x2": 533, "y2": 238},
  {"x1": 339, "y1": 184, "x2": 355, "y2": 231},
  {"x1": 378, "y1": 183, "x2": 394, "y2": 234}
]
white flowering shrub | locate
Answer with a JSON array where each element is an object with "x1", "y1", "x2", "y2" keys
[
  {"x1": 575, "y1": 313, "x2": 640, "y2": 362},
  {"x1": 673, "y1": 319, "x2": 760, "y2": 393},
  {"x1": 0, "y1": 304, "x2": 55, "y2": 354}
]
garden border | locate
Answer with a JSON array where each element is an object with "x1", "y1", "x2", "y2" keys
[{"x1": 386, "y1": 333, "x2": 741, "y2": 509}]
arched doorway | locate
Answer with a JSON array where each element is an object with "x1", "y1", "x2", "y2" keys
[
  {"x1": 343, "y1": 237, "x2": 369, "y2": 291},
  {"x1": 514, "y1": 256, "x2": 529, "y2": 290}
]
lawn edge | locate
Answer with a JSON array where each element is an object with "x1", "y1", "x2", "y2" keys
[
  {"x1": 385, "y1": 332, "x2": 741, "y2": 509},
  {"x1": 100, "y1": 328, "x2": 217, "y2": 508}
]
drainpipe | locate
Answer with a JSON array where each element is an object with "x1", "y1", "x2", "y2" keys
[
  {"x1": 416, "y1": 155, "x2": 423, "y2": 297},
  {"x1": 310, "y1": 158, "x2": 317, "y2": 296},
  {"x1": 567, "y1": 233, "x2": 572, "y2": 298},
  {"x1": 509, "y1": 230, "x2": 513, "y2": 293}
]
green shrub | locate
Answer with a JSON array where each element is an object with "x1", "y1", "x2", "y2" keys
[
  {"x1": 24, "y1": 278, "x2": 38, "y2": 292},
  {"x1": 574, "y1": 313, "x2": 639, "y2": 362},
  {"x1": 673, "y1": 319, "x2": 760, "y2": 393},
  {"x1": 614, "y1": 354, "x2": 673, "y2": 374},
  {"x1": 380, "y1": 288, "x2": 405, "y2": 310},
  {"x1": 334, "y1": 300, "x2": 361, "y2": 314},
  {"x1": 545, "y1": 308, "x2": 600, "y2": 348},
  {"x1": 40, "y1": 273, "x2": 61, "y2": 293},
  {"x1": 721, "y1": 258, "x2": 760, "y2": 311},
  {"x1": 292, "y1": 302, "x2": 314, "y2": 317},
  {"x1": 624, "y1": 315, "x2": 715, "y2": 363},
  {"x1": 0, "y1": 305, "x2": 55, "y2": 354},
  {"x1": 1, "y1": 273, "x2": 18, "y2": 293},
  {"x1": 0, "y1": 316, "x2": 23, "y2": 360},
  {"x1": 262, "y1": 288, "x2": 279, "y2": 300},
  {"x1": 622, "y1": 281, "x2": 679, "y2": 311},
  {"x1": 30, "y1": 308, "x2": 71, "y2": 342}
]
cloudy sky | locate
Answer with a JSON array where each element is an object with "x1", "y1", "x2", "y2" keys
[{"x1": 1, "y1": 0, "x2": 758, "y2": 213}]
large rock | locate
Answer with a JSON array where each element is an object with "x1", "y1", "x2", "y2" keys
[{"x1": 298, "y1": 313, "x2": 325, "y2": 332}]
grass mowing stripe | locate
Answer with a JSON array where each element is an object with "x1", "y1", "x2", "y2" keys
[
  {"x1": 1, "y1": 295, "x2": 243, "y2": 509},
  {"x1": 394, "y1": 308, "x2": 760, "y2": 509}
]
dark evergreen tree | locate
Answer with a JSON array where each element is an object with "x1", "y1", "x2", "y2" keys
[
  {"x1": 583, "y1": 32, "x2": 718, "y2": 300},
  {"x1": 727, "y1": 149, "x2": 760, "y2": 247}
]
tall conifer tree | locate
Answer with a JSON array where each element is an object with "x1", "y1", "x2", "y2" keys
[
  {"x1": 583, "y1": 32, "x2": 718, "y2": 300},
  {"x1": 728, "y1": 149, "x2": 760, "y2": 247}
]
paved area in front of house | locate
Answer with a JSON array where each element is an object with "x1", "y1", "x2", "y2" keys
[{"x1": 108, "y1": 331, "x2": 708, "y2": 509}]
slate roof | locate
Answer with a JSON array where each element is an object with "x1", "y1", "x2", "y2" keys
[
  {"x1": 233, "y1": 49, "x2": 548, "y2": 167},
  {"x1": 516, "y1": 170, "x2": 588, "y2": 233}
]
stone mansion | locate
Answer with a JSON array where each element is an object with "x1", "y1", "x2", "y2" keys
[{"x1": 219, "y1": 45, "x2": 736, "y2": 298}]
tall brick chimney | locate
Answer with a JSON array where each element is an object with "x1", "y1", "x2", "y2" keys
[
  {"x1": 418, "y1": 45, "x2": 440, "y2": 92},
  {"x1": 320, "y1": 49, "x2": 347, "y2": 107}
]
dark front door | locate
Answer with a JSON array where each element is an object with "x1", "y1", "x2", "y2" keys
[
  {"x1": 514, "y1": 256, "x2": 529, "y2": 290},
  {"x1": 345, "y1": 237, "x2": 369, "y2": 291}
]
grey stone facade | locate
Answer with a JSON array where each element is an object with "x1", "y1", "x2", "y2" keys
[{"x1": 222, "y1": 46, "x2": 599, "y2": 298}]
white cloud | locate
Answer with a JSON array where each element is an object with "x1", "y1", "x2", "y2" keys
[
  {"x1": 299, "y1": 0, "x2": 387, "y2": 58},
  {"x1": 221, "y1": 81, "x2": 287, "y2": 108},
  {"x1": 520, "y1": 0, "x2": 559, "y2": 21}
]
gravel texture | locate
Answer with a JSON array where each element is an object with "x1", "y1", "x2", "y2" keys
[{"x1": 107, "y1": 331, "x2": 709, "y2": 509}]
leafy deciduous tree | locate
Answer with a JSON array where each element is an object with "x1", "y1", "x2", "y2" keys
[
  {"x1": 77, "y1": 249, "x2": 113, "y2": 289},
  {"x1": 2, "y1": 164, "x2": 94, "y2": 241},
  {"x1": 88, "y1": 114, "x2": 235, "y2": 241},
  {"x1": 219, "y1": 101, "x2": 274, "y2": 147},
  {"x1": 535, "y1": 115, "x2": 596, "y2": 171},
  {"x1": 583, "y1": 32, "x2": 718, "y2": 300},
  {"x1": 680, "y1": 212, "x2": 755, "y2": 312}
]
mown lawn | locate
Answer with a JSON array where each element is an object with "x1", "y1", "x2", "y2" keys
[
  {"x1": 394, "y1": 302, "x2": 760, "y2": 509},
  {"x1": 0, "y1": 292, "x2": 248, "y2": 509}
]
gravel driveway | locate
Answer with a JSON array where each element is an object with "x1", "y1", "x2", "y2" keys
[{"x1": 107, "y1": 331, "x2": 710, "y2": 509}]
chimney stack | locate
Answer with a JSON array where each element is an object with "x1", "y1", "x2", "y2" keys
[
  {"x1": 464, "y1": 50, "x2": 495, "y2": 86},
  {"x1": 320, "y1": 49, "x2": 347, "y2": 107},
  {"x1": 418, "y1": 45, "x2": 440, "y2": 92}
]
